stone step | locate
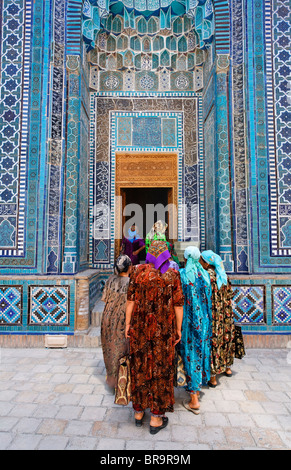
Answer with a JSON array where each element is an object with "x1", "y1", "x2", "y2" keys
[
  {"x1": 69, "y1": 326, "x2": 101, "y2": 347},
  {"x1": 91, "y1": 300, "x2": 105, "y2": 327},
  {"x1": 0, "y1": 328, "x2": 102, "y2": 348}
]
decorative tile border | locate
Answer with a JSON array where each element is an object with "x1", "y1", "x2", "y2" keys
[
  {"x1": 0, "y1": 279, "x2": 75, "y2": 333},
  {"x1": 45, "y1": 0, "x2": 66, "y2": 273},
  {"x1": 89, "y1": 94, "x2": 204, "y2": 268},
  {"x1": 230, "y1": 0, "x2": 249, "y2": 273},
  {"x1": 265, "y1": 0, "x2": 291, "y2": 257},
  {"x1": 247, "y1": 0, "x2": 291, "y2": 271},
  {"x1": 28, "y1": 285, "x2": 70, "y2": 326},
  {"x1": 110, "y1": 110, "x2": 184, "y2": 265},
  {"x1": 0, "y1": 0, "x2": 49, "y2": 271},
  {"x1": 0, "y1": 285, "x2": 22, "y2": 325},
  {"x1": 232, "y1": 285, "x2": 266, "y2": 324},
  {"x1": 0, "y1": 0, "x2": 32, "y2": 256},
  {"x1": 272, "y1": 286, "x2": 291, "y2": 325}
]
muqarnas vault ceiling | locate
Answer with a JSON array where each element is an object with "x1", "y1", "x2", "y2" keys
[{"x1": 83, "y1": 0, "x2": 214, "y2": 92}]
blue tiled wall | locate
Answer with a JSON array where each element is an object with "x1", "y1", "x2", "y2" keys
[{"x1": 0, "y1": 0, "x2": 290, "y2": 335}]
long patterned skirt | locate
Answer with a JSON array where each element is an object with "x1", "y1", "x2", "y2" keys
[{"x1": 208, "y1": 269, "x2": 236, "y2": 375}]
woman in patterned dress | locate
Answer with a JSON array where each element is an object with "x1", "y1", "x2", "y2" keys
[
  {"x1": 101, "y1": 255, "x2": 132, "y2": 388},
  {"x1": 179, "y1": 246, "x2": 212, "y2": 414},
  {"x1": 125, "y1": 240, "x2": 184, "y2": 434},
  {"x1": 200, "y1": 250, "x2": 236, "y2": 387}
]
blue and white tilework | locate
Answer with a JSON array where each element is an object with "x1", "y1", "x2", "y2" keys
[
  {"x1": 0, "y1": 0, "x2": 32, "y2": 256},
  {"x1": 0, "y1": 285, "x2": 22, "y2": 325},
  {"x1": 272, "y1": 287, "x2": 291, "y2": 325},
  {"x1": 0, "y1": 0, "x2": 290, "y2": 337},
  {"x1": 268, "y1": 0, "x2": 291, "y2": 256},
  {"x1": 29, "y1": 286, "x2": 69, "y2": 326},
  {"x1": 232, "y1": 286, "x2": 265, "y2": 324}
]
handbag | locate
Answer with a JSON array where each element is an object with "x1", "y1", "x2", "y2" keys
[
  {"x1": 174, "y1": 350, "x2": 187, "y2": 387},
  {"x1": 114, "y1": 354, "x2": 131, "y2": 406},
  {"x1": 234, "y1": 324, "x2": 246, "y2": 359}
]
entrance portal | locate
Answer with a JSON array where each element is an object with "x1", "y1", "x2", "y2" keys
[
  {"x1": 115, "y1": 152, "x2": 178, "y2": 258},
  {"x1": 122, "y1": 187, "x2": 169, "y2": 238},
  {"x1": 121, "y1": 187, "x2": 171, "y2": 261}
]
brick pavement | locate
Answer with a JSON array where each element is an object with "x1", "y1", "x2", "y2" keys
[{"x1": 0, "y1": 347, "x2": 290, "y2": 450}]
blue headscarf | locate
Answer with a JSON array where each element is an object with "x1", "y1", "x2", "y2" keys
[
  {"x1": 201, "y1": 250, "x2": 228, "y2": 290},
  {"x1": 127, "y1": 227, "x2": 140, "y2": 243},
  {"x1": 184, "y1": 246, "x2": 211, "y2": 286}
]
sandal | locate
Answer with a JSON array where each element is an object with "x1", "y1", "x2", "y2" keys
[
  {"x1": 182, "y1": 399, "x2": 200, "y2": 415},
  {"x1": 149, "y1": 416, "x2": 168, "y2": 435},
  {"x1": 208, "y1": 381, "x2": 217, "y2": 388},
  {"x1": 135, "y1": 412, "x2": 145, "y2": 427}
]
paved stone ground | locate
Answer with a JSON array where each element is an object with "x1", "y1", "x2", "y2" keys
[{"x1": 0, "y1": 347, "x2": 290, "y2": 450}]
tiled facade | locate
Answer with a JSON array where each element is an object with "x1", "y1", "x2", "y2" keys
[{"x1": 0, "y1": 0, "x2": 290, "y2": 338}]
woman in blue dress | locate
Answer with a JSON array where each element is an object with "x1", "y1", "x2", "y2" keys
[{"x1": 179, "y1": 246, "x2": 212, "y2": 414}]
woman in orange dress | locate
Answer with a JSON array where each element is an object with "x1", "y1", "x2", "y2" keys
[{"x1": 125, "y1": 240, "x2": 184, "y2": 435}]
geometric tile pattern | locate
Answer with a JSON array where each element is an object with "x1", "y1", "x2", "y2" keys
[
  {"x1": 270, "y1": 0, "x2": 291, "y2": 255},
  {"x1": 272, "y1": 287, "x2": 291, "y2": 325},
  {"x1": 203, "y1": 107, "x2": 216, "y2": 251},
  {"x1": 215, "y1": 66, "x2": 234, "y2": 272},
  {"x1": 117, "y1": 115, "x2": 178, "y2": 148},
  {"x1": 46, "y1": 0, "x2": 66, "y2": 273},
  {"x1": 0, "y1": 286, "x2": 22, "y2": 325},
  {"x1": 110, "y1": 109, "x2": 185, "y2": 267},
  {"x1": 247, "y1": 0, "x2": 291, "y2": 271},
  {"x1": 232, "y1": 286, "x2": 265, "y2": 324},
  {"x1": 90, "y1": 97, "x2": 201, "y2": 268},
  {"x1": 29, "y1": 286, "x2": 69, "y2": 325},
  {"x1": 231, "y1": 0, "x2": 249, "y2": 272},
  {"x1": 0, "y1": 0, "x2": 32, "y2": 255}
]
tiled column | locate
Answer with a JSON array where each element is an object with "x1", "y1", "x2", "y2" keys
[
  {"x1": 62, "y1": 56, "x2": 81, "y2": 273},
  {"x1": 46, "y1": 0, "x2": 66, "y2": 273},
  {"x1": 215, "y1": 54, "x2": 234, "y2": 272}
]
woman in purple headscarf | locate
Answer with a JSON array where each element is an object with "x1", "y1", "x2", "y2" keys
[
  {"x1": 120, "y1": 224, "x2": 145, "y2": 265},
  {"x1": 125, "y1": 240, "x2": 184, "y2": 435}
]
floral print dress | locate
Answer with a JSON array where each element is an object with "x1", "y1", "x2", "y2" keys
[
  {"x1": 179, "y1": 269, "x2": 212, "y2": 392},
  {"x1": 208, "y1": 267, "x2": 236, "y2": 375},
  {"x1": 127, "y1": 264, "x2": 184, "y2": 415}
]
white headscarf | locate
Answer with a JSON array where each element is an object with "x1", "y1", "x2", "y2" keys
[
  {"x1": 184, "y1": 246, "x2": 211, "y2": 286},
  {"x1": 147, "y1": 220, "x2": 168, "y2": 240}
]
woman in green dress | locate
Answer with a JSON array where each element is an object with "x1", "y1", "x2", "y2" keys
[
  {"x1": 200, "y1": 250, "x2": 236, "y2": 387},
  {"x1": 145, "y1": 220, "x2": 168, "y2": 253}
]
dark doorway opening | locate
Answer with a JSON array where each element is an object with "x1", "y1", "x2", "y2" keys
[{"x1": 122, "y1": 187, "x2": 170, "y2": 260}]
